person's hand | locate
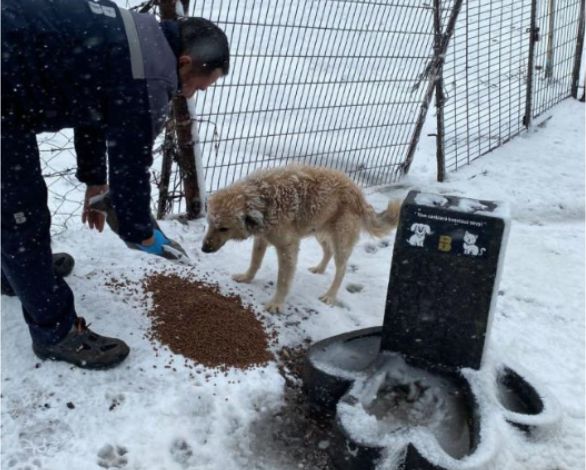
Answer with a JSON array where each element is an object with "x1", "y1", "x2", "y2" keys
[
  {"x1": 82, "y1": 184, "x2": 108, "y2": 232},
  {"x1": 135, "y1": 229, "x2": 171, "y2": 256}
]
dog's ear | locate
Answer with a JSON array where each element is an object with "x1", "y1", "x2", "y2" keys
[
  {"x1": 243, "y1": 209, "x2": 264, "y2": 234},
  {"x1": 410, "y1": 223, "x2": 417, "y2": 231},
  {"x1": 425, "y1": 225, "x2": 431, "y2": 234}
]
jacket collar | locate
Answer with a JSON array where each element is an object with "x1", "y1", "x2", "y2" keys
[{"x1": 159, "y1": 20, "x2": 182, "y2": 93}]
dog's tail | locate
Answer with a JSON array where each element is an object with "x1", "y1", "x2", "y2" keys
[{"x1": 361, "y1": 199, "x2": 402, "y2": 238}]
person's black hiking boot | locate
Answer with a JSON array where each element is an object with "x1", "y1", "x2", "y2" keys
[
  {"x1": 32, "y1": 317, "x2": 130, "y2": 369},
  {"x1": 1, "y1": 252, "x2": 75, "y2": 297}
]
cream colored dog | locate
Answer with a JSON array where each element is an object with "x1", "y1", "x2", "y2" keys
[{"x1": 201, "y1": 165, "x2": 401, "y2": 313}]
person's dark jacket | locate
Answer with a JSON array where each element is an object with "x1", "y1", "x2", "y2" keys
[{"x1": 1, "y1": 0, "x2": 179, "y2": 243}]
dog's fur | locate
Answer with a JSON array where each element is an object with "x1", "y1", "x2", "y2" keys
[{"x1": 202, "y1": 165, "x2": 401, "y2": 313}]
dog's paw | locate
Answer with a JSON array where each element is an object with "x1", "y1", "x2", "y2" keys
[
  {"x1": 319, "y1": 293, "x2": 337, "y2": 306},
  {"x1": 232, "y1": 273, "x2": 253, "y2": 283},
  {"x1": 264, "y1": 300, "x2": 284, "y2": 313},
  {"x1": 308, "y1": 266, "x2": 326, "y2": 274}
]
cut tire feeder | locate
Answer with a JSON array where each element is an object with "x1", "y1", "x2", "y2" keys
[
  {"x1": 304, "y1": 327, "x2": 560, "y2": 469},
  {"x1": 303, "y1": 192, "x2": 560, "y2": 470}
]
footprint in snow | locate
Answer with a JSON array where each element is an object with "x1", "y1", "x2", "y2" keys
[
  {"x1": 97, "y1": 444, "x2": 128, "y2": 469},
  {"x1": 170, "y1": 438, "x2": 194, "y2": 467},
  {"x1": 378, "y1": 239, "x2": 391, "y2": 248},
  {"x1": 345, "y1": 283, "x2": 364, "y2": 294},
  {"x1": 106, "y1": 392, "x2": 125, "y2": 411},
  {"x1": 363, "y1": 243, "x2": 378, "y2": 254},
  {"x1": 6, "y1": 453, "x2": 43, "y2": 470}
]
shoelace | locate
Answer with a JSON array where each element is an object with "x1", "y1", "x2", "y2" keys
[{"x1": 74, "y1": 317, "x2": 92, "y2": 334}]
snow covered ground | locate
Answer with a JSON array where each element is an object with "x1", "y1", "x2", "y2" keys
[{"x1": 1, "y1": 91, "x2": 584, "y2": 469}]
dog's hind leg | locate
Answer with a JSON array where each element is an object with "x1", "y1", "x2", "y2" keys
[
  {"x1": 309, "y1": 233, "x2": 332, "y2": 274},
  {"x1": 233, "y1": 237, "x2": 268, "y2": 283},
  {"x1": 265, "y1": 239, "x2": 300, "y2": 313},
  {"x1": 319, "y1": 219, "x2": 360, "y2": 306}
]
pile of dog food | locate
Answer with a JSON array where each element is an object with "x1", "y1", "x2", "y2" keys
[{"x1": 142, "y1": 272, "x2": 273, "y2": 369}]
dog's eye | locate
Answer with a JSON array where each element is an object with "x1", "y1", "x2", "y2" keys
[{"x1": 218, "y1": 227, "x2": 229, "y2": 232}]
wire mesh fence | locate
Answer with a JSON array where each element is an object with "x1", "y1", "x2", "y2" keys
[
  {"x1": 39, "y1": 132, "x2": 85, "y2": 236},
  {"x1": 532, "y1": 0, "x2": 583, "y2": 117},
  {"x1": 189, "y1": 0, "x2": 440, "y2": 191},
  {"x1": 35, "y1": 0, "x2": 583, "y2": 234},
  {"x1": 442, "y1": 0, "x2": 533, "y2": 171},
  {"x1": 441, "y1": 0, "x2": 583, "y2": 172}
]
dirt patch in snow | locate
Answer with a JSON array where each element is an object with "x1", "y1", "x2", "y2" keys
[{"x1": 247, "y1": 343, "x2": 336, "y2": 469}]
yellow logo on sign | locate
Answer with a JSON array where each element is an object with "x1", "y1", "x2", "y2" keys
[{"x1": 438, "y1": 235, "x2": 452, "y2": 252}]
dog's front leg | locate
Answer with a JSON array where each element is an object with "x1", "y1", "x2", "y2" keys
[
  {"x1": 265, "y1": 240, "x2": 299, "y2": 313},
  {"x1": 233, "y1": 237, "x2": 268, "y2": 283}
]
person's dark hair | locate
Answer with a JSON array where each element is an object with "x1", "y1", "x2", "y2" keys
[{"x1": 178, "y1": 17, "x2": 230, "y2": 76}]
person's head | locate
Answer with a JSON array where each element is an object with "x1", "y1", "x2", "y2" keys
[{"x1": 177, "y1": 17, "x2": 230, "y2": 98}]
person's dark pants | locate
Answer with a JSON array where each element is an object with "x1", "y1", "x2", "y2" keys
[{"x1": 1, "y1": 118, "x2": 76, "y2": 345}]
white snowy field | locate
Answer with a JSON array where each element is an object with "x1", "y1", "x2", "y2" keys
[{"x1": 1, "y1": 91, "x2": 584, "y2": 470}]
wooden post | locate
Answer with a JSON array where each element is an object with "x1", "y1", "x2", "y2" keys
[
  {"x1": 158, "y1": 0, "x2": 204, "y2": 219},
  {"x1": 157, "y1": 109, "x2": 176, "y2": 219},
  {"x1": 402, "y1": 0, "x2": 463, "y2": 176}
]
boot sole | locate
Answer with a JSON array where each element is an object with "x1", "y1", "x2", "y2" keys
[{"x1": 32, "y1": 346, "x2": 129, "y2": 370}]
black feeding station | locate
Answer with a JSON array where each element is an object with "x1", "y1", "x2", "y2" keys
[{"x1": 304, "y1": 191, "x2": 560, "y2": 470}]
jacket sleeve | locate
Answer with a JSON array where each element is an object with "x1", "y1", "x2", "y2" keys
[
  {"x1": 105, "y1": 81, "x2": 156, "y2": 244},
  {"x1": 74, "y1": 126, "x2": 107, "y2": 185}
]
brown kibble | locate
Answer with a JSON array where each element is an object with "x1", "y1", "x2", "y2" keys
[{"x1": 142, "y1": 273, "x2": 273, "y2": 370}]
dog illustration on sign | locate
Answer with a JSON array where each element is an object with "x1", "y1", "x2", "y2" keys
[
  {"x1": 407, "y1": 223, "x2": 432, "y2": 247},
  {"x1": 463, "y1": 231, "x2": 486, "y2": 256}
]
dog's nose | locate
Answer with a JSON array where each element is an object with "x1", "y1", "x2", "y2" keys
[{"x1": 201, "y1": 243, "x2": 214, "y2": 253}]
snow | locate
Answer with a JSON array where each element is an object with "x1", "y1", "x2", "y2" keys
[{"x1": 2, "y1": 95, "x2": 583, "y2": 469}]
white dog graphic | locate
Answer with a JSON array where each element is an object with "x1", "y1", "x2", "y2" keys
[{"x1": 407, "y1": 223, "x2": 432, "y2": 247}]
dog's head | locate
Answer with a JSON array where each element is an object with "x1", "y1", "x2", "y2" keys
[{"x1": 201, "y1": 190, "x2": 264, "y2": 253}]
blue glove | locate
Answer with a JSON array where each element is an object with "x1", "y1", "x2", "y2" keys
[{"x1": 136, "y1": 229, "x2": 170, "y2": 256}]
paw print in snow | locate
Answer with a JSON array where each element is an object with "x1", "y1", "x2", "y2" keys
[
  {"x1": 170, "y1": 438, "x2": 194, "y2": 467},
  {"x1": 363, "y1": 243, "x2": 378, "y2": 254},
  {"x1": 6, "y1": 454, "x2": 43, "y2": 470},
  {"x1": 106, "y1": 392, "x2": 125, "y2": 411},
  {"x1": 378, "y1": 239, "x2": 391, "y2": 248},
  {"x1": 345, "y1": 283, "x2": 364, "y2": 294},
  {"x1": 97, "y1": 444, "x2": 128, "y2": 468}
]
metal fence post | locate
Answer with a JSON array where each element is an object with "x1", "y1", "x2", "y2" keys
[
  {"x1": 572, "y1": 0, "x2": 585, "y2": 99},
  {"x1": 434, "y1": 0, "x2": 446, "y2": 182},
  {"x1": 524, "y1": 0, "x2": 539, "y2": 128},
  {"x1": 545, "y1": 0, "x2": 556, "y2": 79}
]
